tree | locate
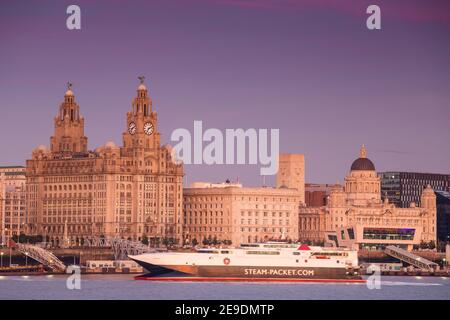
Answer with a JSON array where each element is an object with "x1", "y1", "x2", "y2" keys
[
  {"x1": 419, "y1": 240, "x2": 428, "y2": 249},
  {"x1": 191, "y1": 238, "x2": 198, "y2": 246},
  {"x1": 312, "y1": 240, "x2": 324, "y2": 246},
  {"x1": 141, "y1": 235, "x2": 149, "y2": 245},
  {"x1": 19, "y1": 233, "x2": 27, "y2": 243},
  {"x1": 428, "y1": 240, "x2": 436, "y2": 250}
]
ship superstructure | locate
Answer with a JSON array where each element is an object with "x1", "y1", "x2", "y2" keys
[{"x1": 130, "y1": 242, "x2": 361, "y2": 280}]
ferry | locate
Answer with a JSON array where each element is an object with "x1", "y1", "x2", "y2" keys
[{"x1": 129, "y1": 242, "x2": 361, "y2": 280}]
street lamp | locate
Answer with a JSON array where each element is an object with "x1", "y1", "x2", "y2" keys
[
  {"x1": 25, "y1": 252, "x2": 28, "y2": 267},
  {"x1": 0, "y1": 252, "x2": 4, "y2": 268}
]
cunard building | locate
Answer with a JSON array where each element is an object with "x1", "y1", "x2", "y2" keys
[
  {"x1": 26, "y1": 79, "x2": 183, "y2": 246},
  {"x1": 298, "y1": 145, "x2": 437, "y2": 250}
]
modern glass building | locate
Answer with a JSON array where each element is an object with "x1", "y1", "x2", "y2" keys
[
  {"x1": 379, "y1": 172, "x2": 450, "y2": 243},
  {"x1": 436, "y1": 190, "x2": 450, "y2": 243},
  {"x1": 379, "y1": 172, "x2": 450, "y2": 208}
]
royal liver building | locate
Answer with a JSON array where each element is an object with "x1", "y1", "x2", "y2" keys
[{"x1": 26, "y1": 79, "x2": 183, "y2": 246}]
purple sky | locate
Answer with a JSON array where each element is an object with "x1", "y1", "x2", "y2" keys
[{"x1": 1, "y1": 0, "x2": 449, "y2": 187}]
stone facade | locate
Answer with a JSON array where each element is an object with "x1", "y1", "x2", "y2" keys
[
  {"x1": 26, "y1": 80, "x2": 183, "y2": 246},
  {"x1": 299, "y1": 145, "x2": 437, "y2": 251},
  {"x1": 305, "y1": 183, "x2": 333, "y2": 207},
  {"x1": 183, "y1": 182, "x2": 301, "y2": 246},
  {"x1": 298, "y1": 206, "x2": 326, "y2": 243},
  {"x1": 276, "y1": 154, "x2": 305, "y2": 203},
  {"x1": 0, "y1": 166, "x2": 27, "y2": 244}
]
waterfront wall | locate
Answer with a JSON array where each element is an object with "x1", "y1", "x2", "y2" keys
[
  {"x1": 358, "y1": 249, "x2": 445, "y2": 263},
  {"x1": 0, "y1": 248, "x2": 114, "y2": 266},
  {"x1": 1, "y1": 247, "x2": 445, "y2": 266}
]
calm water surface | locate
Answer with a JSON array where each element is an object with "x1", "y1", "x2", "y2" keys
[{"x1": 0, "y1": 274, "x2": 449, "y2": 300}]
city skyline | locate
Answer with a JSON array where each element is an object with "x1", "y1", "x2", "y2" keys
[
  {"x1": 0, "y1": 1, "x2": 449, "y2": 303},
  {"x1": 1, "y1": 0, "x2": 450, "y2": 187}
]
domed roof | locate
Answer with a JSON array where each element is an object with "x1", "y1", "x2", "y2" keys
[
  {"x1": 36, "y1": 145, "x2": 49, "y2": 151},
  {"x1": 351, "y1": 158, "x2": 375, "y2": 171},
  {"x1": 105, "y1": 141, "x2": 117, "y2": 148},
  {"x1": 350, "y1": 145, "x2": 375, "y2": 171},
  {"x1": 422, "y1": 184, "x2": 435, "y2": 195}
]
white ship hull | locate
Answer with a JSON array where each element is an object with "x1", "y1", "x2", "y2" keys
[{"x1": 130, "y1": 243, "x2": 361, "y2": 280}]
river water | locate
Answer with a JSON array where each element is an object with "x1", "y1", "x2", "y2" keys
[{"x1": 0, "y1": 274, "x2": 449, "y2": 300}]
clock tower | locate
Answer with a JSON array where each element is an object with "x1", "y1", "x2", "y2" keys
[
  {"x1": 50, "y1": 83, "x2": 88, "y2": 154},
  {"x1": 28, "y1": 78, "x2": 184, "y2": 245},
  {"x1": 122, "y1": 77, "x2": 160, "y2": 155}
]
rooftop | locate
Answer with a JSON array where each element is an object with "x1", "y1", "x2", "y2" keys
[{"x1": 0, "y1": 166, "x2": 25, "y2": 169}]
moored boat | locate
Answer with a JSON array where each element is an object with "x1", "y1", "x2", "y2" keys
[{"x1": 130, "y1": 242, "x2": 361, "y2": 280}]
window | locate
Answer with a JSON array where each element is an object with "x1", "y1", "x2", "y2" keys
[
  {"x1": 347, "y1": 228, "x2": 355, "y2": 240},
  {"x1": 363, "y1": 228, "x2": 415, "y2": 241},
  {"x1": 246, "y1": 251, "x2": 280, "y2": 255}
]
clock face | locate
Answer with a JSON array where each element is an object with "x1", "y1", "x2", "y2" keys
[
  {"x1": 144, "y1": 122, "x2": 154, "y2": 135},
  {"x1": 128, "y1": 122, "x2": 136, "y2": 135}
]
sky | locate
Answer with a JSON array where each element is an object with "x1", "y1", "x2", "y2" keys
[{"x1": 0, "y1": 0, "x2": 449, "y2": 187}]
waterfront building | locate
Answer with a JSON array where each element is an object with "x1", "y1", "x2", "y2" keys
[
  {"x1": 276, "y1": 154, "x2": 305, "y2": 203},
  {"x1": 298, "y1": 184, "x2": 331, "y2": 243},
  {"x1": 305, "y1": 183, "x2": 333, "y2": 207},
  {"x1": 183, "y1": 181, "x2": 301, "y2": 246},
  {"x1": 297, "y1": 206, "x2": 326, "y2": 244},
  {"x1": 379, "y1": 171, "x2": 450, "y2": 245},
  {"x1": 26, "y1": 80, "x2": 183, "y2": 246},
  {"x1": 435, "y1": 190, "x2": 450, "y2": 243},
  {"x1": 0, "y1": 166, "x2": 27, "y2": 244},
  {"x1": 379, "y1": 171, "x2": 450, "y2": 208},
  {"x1": 299, "y1": 145, "x2": 437, "y2": 251}
]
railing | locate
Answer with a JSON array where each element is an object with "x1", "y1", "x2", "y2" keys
[
  {"x1": 81, "y1": 236, "x2": 155, "y2": 260},
  {"x1": 385, "y1": 245, "x2": 437, "y2": 271},
  {"x1": 111, "y1": 238, "x2": 155, "y2": 260},
  {"x1": 15, "y1": 243, "x2": 66, "y2": 272}
]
